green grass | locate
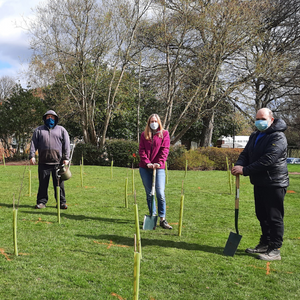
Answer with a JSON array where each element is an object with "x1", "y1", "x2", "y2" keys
[{"x1": 0, "y1": 164, "x2": 300, "y2": 299}]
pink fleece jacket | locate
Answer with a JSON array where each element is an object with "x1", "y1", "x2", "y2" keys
[{"x1": 139, "y1": 130, "x2": 170, "y2": 169}]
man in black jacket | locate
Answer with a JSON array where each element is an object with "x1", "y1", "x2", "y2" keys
[
  {"x1": 231, "y1": 108, "x2": 289, "y2": 261},
  {"x1": 29, "y1": 110, "x2": 70, "y2": 210}
]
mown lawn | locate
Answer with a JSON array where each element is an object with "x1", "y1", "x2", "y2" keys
[{"x1": 0, "y1": 163, "x2": 299, "y2": 299}]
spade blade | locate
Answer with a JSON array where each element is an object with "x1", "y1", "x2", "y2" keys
[{"x1": 223, "y1": 231, "x2": 242, "y2": 257}]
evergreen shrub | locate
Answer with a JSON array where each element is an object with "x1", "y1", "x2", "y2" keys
[
  {"x1": 167, "y1": 144, "x2": 187, "y2": 170},
  {"x1": 72, "y1": 143, "x2": 106, "y2": 166},
  {"x1": 170, "y1": 148, "x2": 215, "y2": 170},
  {"x1": 105, "y1": 139, "x2": 140, "y2": 168},
  {"x1": 197, "y1": 147, "x2": 243, "y2": 170},
  {"x1": 73, "y1": 140, "x2": 140, "y2": 167}
]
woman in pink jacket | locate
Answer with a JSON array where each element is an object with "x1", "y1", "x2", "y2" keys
[{"x1": 139, "y1": 114, "x2": 172, "y2": 229}]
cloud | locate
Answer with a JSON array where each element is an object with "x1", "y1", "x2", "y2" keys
[{"x1": 0, "y1": 0, "x2": 41, "y2": 83}]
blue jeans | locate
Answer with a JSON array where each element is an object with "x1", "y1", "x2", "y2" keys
[{"x1": 139, "y1": 167, "x2": 166, "y2": 217}]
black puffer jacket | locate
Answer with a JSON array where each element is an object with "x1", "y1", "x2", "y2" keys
[{"x1": 235, "y1": 119, "x2": 289, "y2": 187}]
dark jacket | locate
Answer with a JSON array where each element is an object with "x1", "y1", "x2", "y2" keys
[
  {"x1": 29, "y1": 110, "x2": 70, "y2": 165},
  {"x1": 139, "y1": 130, "x2": 170, "y2": 169},
  {"x1": 235, "y1": 118, "x2": 289, "y2": 187}
]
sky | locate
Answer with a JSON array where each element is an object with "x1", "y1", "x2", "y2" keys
[{"x1": 0, "y1": 0, "x2": 42, "y2": 84}]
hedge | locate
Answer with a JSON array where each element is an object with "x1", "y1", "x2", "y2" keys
[{"x1": 72, "y1": 141, "x2": 243, "y2": 171}]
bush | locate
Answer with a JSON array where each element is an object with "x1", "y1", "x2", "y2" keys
[
  {"x1": 167, "y1": 144, "x2": 187, "y2": 170},
  {"x1": 197, "y1": 147, "x2": 243, "y2": 170},
  {"x1": 72, "y1": 143, "x2": 107, "y2": 166},
  {"x1": 171, "y1": 149, "x2": 215, "y2": 170},
  {"x1": 105, "y1": 139, "x2": 140, "y2": 168},
  {"x1": 73, "y1": 140, "x2": 140, "y2": 167}
]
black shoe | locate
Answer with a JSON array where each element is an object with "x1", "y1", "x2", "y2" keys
[
  {"x1": 245, "y1": 243, "x2": 268, "y2": 254},
  {"x1": 257, "y1": 247, "x2": 281, "y2": 261},
  {"x1": 35, "y1": 203, "x2": 46, "y2": 209},
  {"x1": 56, "y1": 204, "x2": 68, "y2": 209},
  {"x1": 160, "y1": 219, "x2": 172, "y2": 229}
]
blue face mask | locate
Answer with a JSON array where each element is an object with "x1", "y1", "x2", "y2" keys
[
  {"x1": 45, "y1": 118, "x2": 55, "y2": 128},
  {"x1": 255, "y1": 120, "x2": 269, "y2": 131}
]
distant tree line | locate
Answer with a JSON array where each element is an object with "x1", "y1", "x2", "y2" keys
[{"x1": 1, "y1": 0, "x2": 300, "y2": 153}]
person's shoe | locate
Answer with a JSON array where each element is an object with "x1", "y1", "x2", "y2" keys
[
  {"x1": 56, "y1": 204, "x2": 68, "y2": 209},
  {"x1": 257, "y1": 247, "x2": 281, "y2": 261},
  {"x1": 245, "y1": 242, "x2": 269, "y2": 254},
  {"x1": 160, "y1": 219, "x2": 172, "y2": 229},
  {"x1": 35, "y1": 203, "x2": 46, "y2": 209}
]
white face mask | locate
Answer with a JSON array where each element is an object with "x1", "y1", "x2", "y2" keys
[{"x1": 150, "y1": 122, "x2": 159, "y2": 130}]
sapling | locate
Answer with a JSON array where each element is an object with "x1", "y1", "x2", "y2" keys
[
  {"x1": 226, "y1": 157, "x2": 232, "y2": 195},
  {"x1": 125, "y1": 177, "x2": 128, "y2": 208},
  {"x1": 185, "y1": 159, "x2": 188, "y2": 177},
  {"x1": 28, "y1": 168, "x2": 31, "y2": 197},
  {"x1": 57, "y1": 185, "x2": 61, "y2": 224},
  {"x1": 165, "y1": 161, "x2": 168, "y2": 184},
  {"x1": 80, "y1": 159, "x2": 83, "y2": 188},
  {"x1": 13, "y1": 166, "x2": 27, "y2": 256},
  {"x1": 133, "y1": 234, "x2": 141, "y2": 300},
  {"x1": 134, "y1": 191, "x2": 142, "y2": 257},
  {"x1": 132, "y1": 166, "x2": 135, "y2": 194},
  {"x1": 110, "y1": 160, "x2": 113, "y2": 179},
  {"x1": 13, "y1": 194, "x2": 18, "y2": 256},
  {"x1": 178, "y1": 180, "x2": 185, "y2": 237}
]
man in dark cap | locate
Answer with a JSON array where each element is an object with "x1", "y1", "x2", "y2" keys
[
  {"x1": 231, "y1": 108, "x2": 289, "y2": 261},
  {"x1": 29, "y1": 110, "x2": 71, "y2": 209}
]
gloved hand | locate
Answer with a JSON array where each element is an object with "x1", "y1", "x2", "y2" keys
[
  {"x1": 30, "y1": 157, "x2": 36, "y2": 165},
  {"x1": 147, "y1": 163, "x2": 154, "y2": 169},
  {"x1": 153, "y1": 163, "x2": 160, "y2": 169},
  {"x1": 63, "y1": 160, "x2": 69, "y2": 166}
]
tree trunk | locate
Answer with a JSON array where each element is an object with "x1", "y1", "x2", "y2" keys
[{"x1": 199, "y1": 112, "x2": 214, "y2": 147}]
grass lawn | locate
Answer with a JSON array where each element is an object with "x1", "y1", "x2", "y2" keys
[{"x1": 0, "y1": 163, "x2": 300, "y2": 299}]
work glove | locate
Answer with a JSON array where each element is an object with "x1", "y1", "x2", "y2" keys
[
  {"x1": 30, "y1": 157, "x2": 36, "y2": 165},
  {"x1": 147, "y1": 163, "x2": 154, "y2": 169}
]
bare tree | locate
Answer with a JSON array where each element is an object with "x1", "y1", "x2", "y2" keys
[
  {"x1": 26, "y1": 0, "x2": 152, "y2": 147},
  {"x1": 229, "y1": 0, "x2": 300, "y2": 120},
  {"x1": 0, "y1": 76, "x2": 16, "y2": 102},
  {"x1": 139, "y1": 0, "x2": 267, "y2": 145}
]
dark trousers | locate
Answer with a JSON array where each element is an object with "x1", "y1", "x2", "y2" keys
[
  {"x1": 254, "y1": 185, "x2": 286, "y2": 248},
  {"x1": 37, "y1": 164, "x2": 66, "y2": 205}
]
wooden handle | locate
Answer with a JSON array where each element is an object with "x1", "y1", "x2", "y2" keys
[
  {"x1": 235, "y1": 175, "x2": 240, "y2": 209},
  {"x1": 151, "y1": 168, "x2": 156, "y2": 196}
]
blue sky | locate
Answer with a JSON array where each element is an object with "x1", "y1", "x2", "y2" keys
[{"x1": 0, "y1": 0, "x2": 42, "y2": 83}]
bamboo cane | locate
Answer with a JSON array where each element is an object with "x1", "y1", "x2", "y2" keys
[
  {"x1": 226, "y1": 157, "x2": 232, "y2": 195},
  {"x1": 13, "y1": 195, "x2": 18, "y2": 256},
  {"x1": 57, "y1": 185, "x2": 61, "y2": 224},
  {"x1": 133, "y1": 234, "x2": 141, "y2": 300},
  {"x1": 132, "y1": 168, "x2": 135, "y2": 194},
  {"x1": 178, "y1": 181, "x2": 185, "y2": 236},
  {"x1": 178, "y1": 195, "x2": 185, "y2": 237},
  {"x1": 185, "y1": 159, "x2": 188, "y2": 177},
  {"x1": 3, "y1": 153, "x2": 5, "y2": 166},
  {"x1": 111, "y1": 160, "x2": 113, "y2": 179},
  {"x1": 165, "y1": 161, "x2": 168, "y2": 184},
  {"x1": 134, "y1": 203, "x2": 142, "y2": 257},
  {"x1": 28, "y1": 169, "x2": 31, "y2": 197},
  {"x1": 80, "y1": 161, "x2": 83, "y2": 188},
  {"x1": 125, "y1": 178, "x2": 128, "y2": 208},
  {"x1": 56, "y1": 172, "x2": 61, "y2": 224}
]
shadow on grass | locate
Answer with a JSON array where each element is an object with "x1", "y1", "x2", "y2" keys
[
  {"x1": 20, "y1": 210, "x2": 135, "y2": 224},
  {"x1": 77, "y1": 233, "x2": 248, "y2": 256},
  {"x1": 0, "y1": 203, "x2": 33, "y2": 209}
]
